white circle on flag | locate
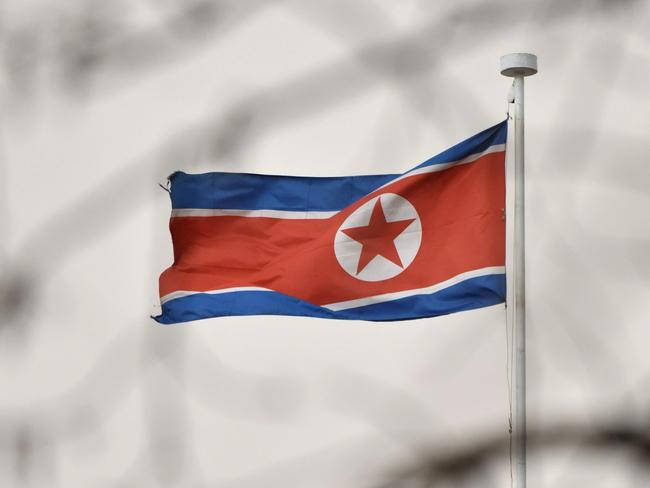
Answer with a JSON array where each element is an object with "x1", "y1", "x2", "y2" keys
[{"x1": 334, "y1": 193, "x2": 422, "y2": 282}]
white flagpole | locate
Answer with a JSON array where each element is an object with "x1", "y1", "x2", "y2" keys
[{"x1": 500, "y1": 52, "x2": 537, "y2": 488}]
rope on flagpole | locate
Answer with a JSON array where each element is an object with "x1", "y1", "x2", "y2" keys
[
  {"x1": 504, "y1": 97, "x2": 520, "y2": 488},
  {"x1": 504, "y1": 99, "x2": 516, "y2": 488}
]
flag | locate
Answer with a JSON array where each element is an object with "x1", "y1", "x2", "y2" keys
[{"x1": 154, "y1": 121, "x2": 507, "y2": 324}]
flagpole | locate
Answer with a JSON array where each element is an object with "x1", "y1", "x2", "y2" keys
[{"x1": 500, "y1": 52, "x2": 537, "y2": 488}]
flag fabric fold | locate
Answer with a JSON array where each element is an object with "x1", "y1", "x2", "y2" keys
[{"x1": 154, "y1": 121, "x2": 507, "y2": 324}]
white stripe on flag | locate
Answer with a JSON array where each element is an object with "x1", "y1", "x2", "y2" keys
[
  {"x1": 321, "y1": 266, "x2": 505, "y2": 311},
  {"x1": 160, "y1": 266, "x2": 505, "y2": 310},
  {"x1": 378, "y1": 143, "x2": 506, "y2": 189},
  {"x1": 170, "y1": 209, "x2": 337, "y2": 219},
  {"x1": 160, "y1": 286, "x2": 271, "y2": 305}
]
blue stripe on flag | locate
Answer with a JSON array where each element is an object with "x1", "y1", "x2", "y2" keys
[
  {"x1": 170, "y1": 172, "x2": 397, "y2": 211},
  {"x1": 414, "y1": 120, "x2": 507, "y2": 169},
  {"x1": 169, "y1": 120, "x2": 507, "y2": 211},
  {"x1": 153, "y1": 274, "x2": 505, "y2": 324}
]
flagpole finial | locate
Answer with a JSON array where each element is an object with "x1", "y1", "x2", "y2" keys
[{"x1": 500, "y1": 53, "x2": 538, "y2": 77}]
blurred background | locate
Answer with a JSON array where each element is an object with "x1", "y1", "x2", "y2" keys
[{"x1": 1, "y1": 0, "x2": 649, "y2": 486}]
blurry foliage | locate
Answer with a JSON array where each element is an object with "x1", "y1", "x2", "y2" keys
[{"x1": 0, "y1": 0, "x2": 649, "y2": 486}]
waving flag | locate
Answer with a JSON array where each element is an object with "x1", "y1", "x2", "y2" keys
[{"x1": 154, "y1": 121, "x2": 507, "y2": 324}]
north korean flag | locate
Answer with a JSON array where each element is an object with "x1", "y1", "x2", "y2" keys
[{"x1": 154, "y1": 121, "x2": 507, "y2": 324}]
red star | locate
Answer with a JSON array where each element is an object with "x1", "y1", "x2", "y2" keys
[{"x1": 342, "y1": 198, "x2": 415, "y2": 275}]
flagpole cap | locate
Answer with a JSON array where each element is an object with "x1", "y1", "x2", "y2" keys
[{"x1": 500, "y1": 53, "x2": 538, "y2": 77}]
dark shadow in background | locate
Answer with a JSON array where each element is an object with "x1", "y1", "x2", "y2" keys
[{"x1": 1, "y1": 0, "x2": 649, "y2": 486}]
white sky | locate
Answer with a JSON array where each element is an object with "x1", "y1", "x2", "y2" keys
[{"x1": 1, "y1": 0, "x2": 649, "y2": 486}]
